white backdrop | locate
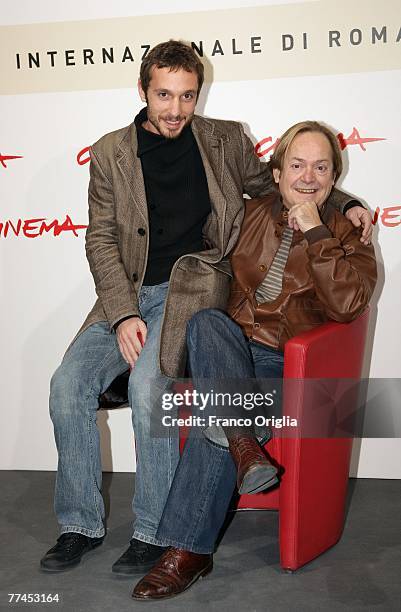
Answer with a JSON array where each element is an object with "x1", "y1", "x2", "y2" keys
[{"x1": 1, "y1": 0, "x2": 400, "y2": 477}]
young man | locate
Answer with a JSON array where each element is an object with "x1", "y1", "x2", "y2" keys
[
  {"x1": 41, "y1": 41, "x2": 372, "y2": 574},
  {"x1": 131, "y1": 121, "x2": 377, "y2": 600}
]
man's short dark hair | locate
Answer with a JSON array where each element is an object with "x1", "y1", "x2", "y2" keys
[{"x1": 140, "y1": 40, "x2": 204, "y2": 98}]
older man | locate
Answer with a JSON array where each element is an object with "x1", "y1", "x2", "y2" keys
[{"x1": 132, "y1": 121, "x2": 377, "y2": 600}]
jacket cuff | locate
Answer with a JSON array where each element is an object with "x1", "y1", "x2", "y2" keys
[
  {"x1": 113, "y1": 315, "x2": 140, "y2": 332},
  {"x1": 343, "y1": 200, "x2": 364, "y2": 215},
  {"x1": 304, "y1": 225, "x2": 332, "y2": 245}
]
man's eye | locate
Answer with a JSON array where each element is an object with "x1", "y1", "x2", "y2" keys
[
  {"x1": 291, "y1": 163, "x2": 301, "y2": 170},
  {"x1": 183, "y1": 93, "x2": 194, "y2": 100},
  {"x1": 158, "y1": 92, "x2": 168, "y2": 98},
  {"x1": 317, "y1": 165, "x2": 328, "y2": 172}
]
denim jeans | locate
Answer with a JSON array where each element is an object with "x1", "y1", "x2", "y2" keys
[
  {"x1": 49, "y1": 282, "x2": 179, "y2": 543},
  {"x1": 156, "y1": 308, "x2": 284, "y2": 553}
]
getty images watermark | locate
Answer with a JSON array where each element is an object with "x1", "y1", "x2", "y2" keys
[
  {"x1": 160, "y1": 388, "x2": 298, "y2": 429},
  {"x1": 150, "y1": 378, "x2": 401, "y2": 439}
]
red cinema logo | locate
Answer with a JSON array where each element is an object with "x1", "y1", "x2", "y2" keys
[
  {"x1": 77, "y1": 146, "x2": 90, "y2": 166},
  {"x1": 77, "y1": 127, "x2": 386, "y2": 166},
  {"x1": 372, "y1": 206, "x2": 401, "y2": 228},
  {"x1": 0, "y1": 153, "x2": 23, "y2": 168},
  {"x1": 255, "y1": 127, "x2": 386, "y2": 158},
  {"x1": 337, "y1": 127, "x2": 386, "y2": 151},
  {"x1": 254, "y1": 137, "x2": 280, "y2": 158},
  {"x1": 0, "y1": 215, "x2": 88, "y2": 239}
]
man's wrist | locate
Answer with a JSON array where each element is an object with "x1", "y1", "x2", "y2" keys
[{"x1": 304, "y1": 225, "x2": 332, "y2": 245}]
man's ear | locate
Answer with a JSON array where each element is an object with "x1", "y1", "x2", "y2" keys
[
  {"x1": 273, "y1": 168, "x2": 280, "y2": 184},
  {"x1": 138, "y1": 79, "x2": 146, "y2": 103}
]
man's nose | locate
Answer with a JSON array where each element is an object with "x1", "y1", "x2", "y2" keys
[
  {"x1": 301, "y1": 166, "x2": 315, "y2": 183},
  {"x1": 169, "y1": 97, "x2": 181, "y2": 117}
]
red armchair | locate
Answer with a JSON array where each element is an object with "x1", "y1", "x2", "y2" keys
[
  {"x1": 237, "y1": 308, "x2": 370, "y2": 571},
  {"x1": 100, "y1": 309, "x2": 370, "y2": 571}
]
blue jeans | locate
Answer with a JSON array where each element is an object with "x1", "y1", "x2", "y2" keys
[
  {"x1": 156, "y1": 308, "x2": 284, "y2": 553},
  {"x1": 49, "y1": 282, "x2": 179, "y2": 543}
]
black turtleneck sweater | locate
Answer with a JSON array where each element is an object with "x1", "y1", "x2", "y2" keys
[{"x1": 135, "y1": 108, "x2": 211, "y2": 285}]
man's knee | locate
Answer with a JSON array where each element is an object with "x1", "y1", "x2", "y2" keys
[
  {"x1": 49, "y1": 361, "x2": 91, "y2": 423},
  {"x1": 186, "y1": 308, "x2": 227, "y2": 347},
  {"x1": 127, "y1": 366, "x2": 155, "y2": 417}
]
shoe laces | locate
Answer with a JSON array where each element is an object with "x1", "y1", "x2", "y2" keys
[
  {"x1": 128, "y1": 539, "x2": 160, "y2": 560},
  {"x1": 160, "y1": 548, "x2": 179, "y2": 567},
  {"x1": 57, "y1": 533, "x2": 86, "y2": 551},
  {"x1": 129, "y1": 539, "x2": 153, "y2": 552},
  {"x1": 235, "y1": 435, "x2": 259, "y2": 454},
  {"x1": 152, "y1": 548, "x2": 181, "y2": 577},
  {"x1": 231, "y1": 435, "x2": 270, "y2": 466}
]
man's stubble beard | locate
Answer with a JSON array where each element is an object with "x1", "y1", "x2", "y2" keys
[{"x1": 147, "y1": 112, "x2": 195, "y2": 140}]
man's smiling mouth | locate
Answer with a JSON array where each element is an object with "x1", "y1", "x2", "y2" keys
[{"x1": 295, "y1": 188, "x2": 318, "y2": 194}]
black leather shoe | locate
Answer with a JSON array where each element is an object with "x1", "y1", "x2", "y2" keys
[
  {"x1": 112, "y1": 538, "x2": 167, "y2": 575},
  {"x1": 40, "y1": 533, "x2": 103, "y2": 572}
]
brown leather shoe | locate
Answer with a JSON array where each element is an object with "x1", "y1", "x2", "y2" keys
[
  {"x1": 228, "y1": 435, "x2": 278, "y2": 494},
  {"x1": 132, "y1": 547, "x2": 212, "y2": 600}
]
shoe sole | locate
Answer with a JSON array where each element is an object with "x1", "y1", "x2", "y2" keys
[
  {"x1": 132, "y1": 561, "x2": 213, "y2": 600},
  {"x1": 40, "y1": 541, "x2": 103, "y2": 573},
  {"x1": 238, "y1": 464, "x2": 278, "y2": 495}
]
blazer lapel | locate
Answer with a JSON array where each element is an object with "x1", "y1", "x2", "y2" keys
[
  {"x1": 116, "y1": 123, "x2": 148, "y2": 224},
  {"x1": 192, "y1": 117, "x2": 227, "y2": 251}
]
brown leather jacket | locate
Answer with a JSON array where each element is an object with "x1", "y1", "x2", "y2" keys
[{"x1": 227, "y1": 194, "x2": 377, "y2": 350}]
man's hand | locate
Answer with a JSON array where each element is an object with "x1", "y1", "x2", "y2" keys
[
  {"x1": 345, "y1": 206, "x2": 373, "y2": 245},
  {"x1": 116, "y1": 317, "x2": 147, "y2": 368},
  {"x1": 287, "y1": 201, "x2": 322, "y2": 234}
]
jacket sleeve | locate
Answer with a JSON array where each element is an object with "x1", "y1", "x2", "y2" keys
[
  {"x1": 85, "y1": 146, "x2": 140, "y2": 328},
  {"x1": 306, "y1": 222, "x2": 377, "y2": 322},
  {"x1": 327, "y1": 187, "x2": 362, "y2": 213},
  {"x1": 239, "y1": 124, "x2": 276, "y2": 198}
]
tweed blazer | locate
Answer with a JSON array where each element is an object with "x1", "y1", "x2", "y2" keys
[{"x1": 77, "y1": 115, "x2": 354, "y2": 378}]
